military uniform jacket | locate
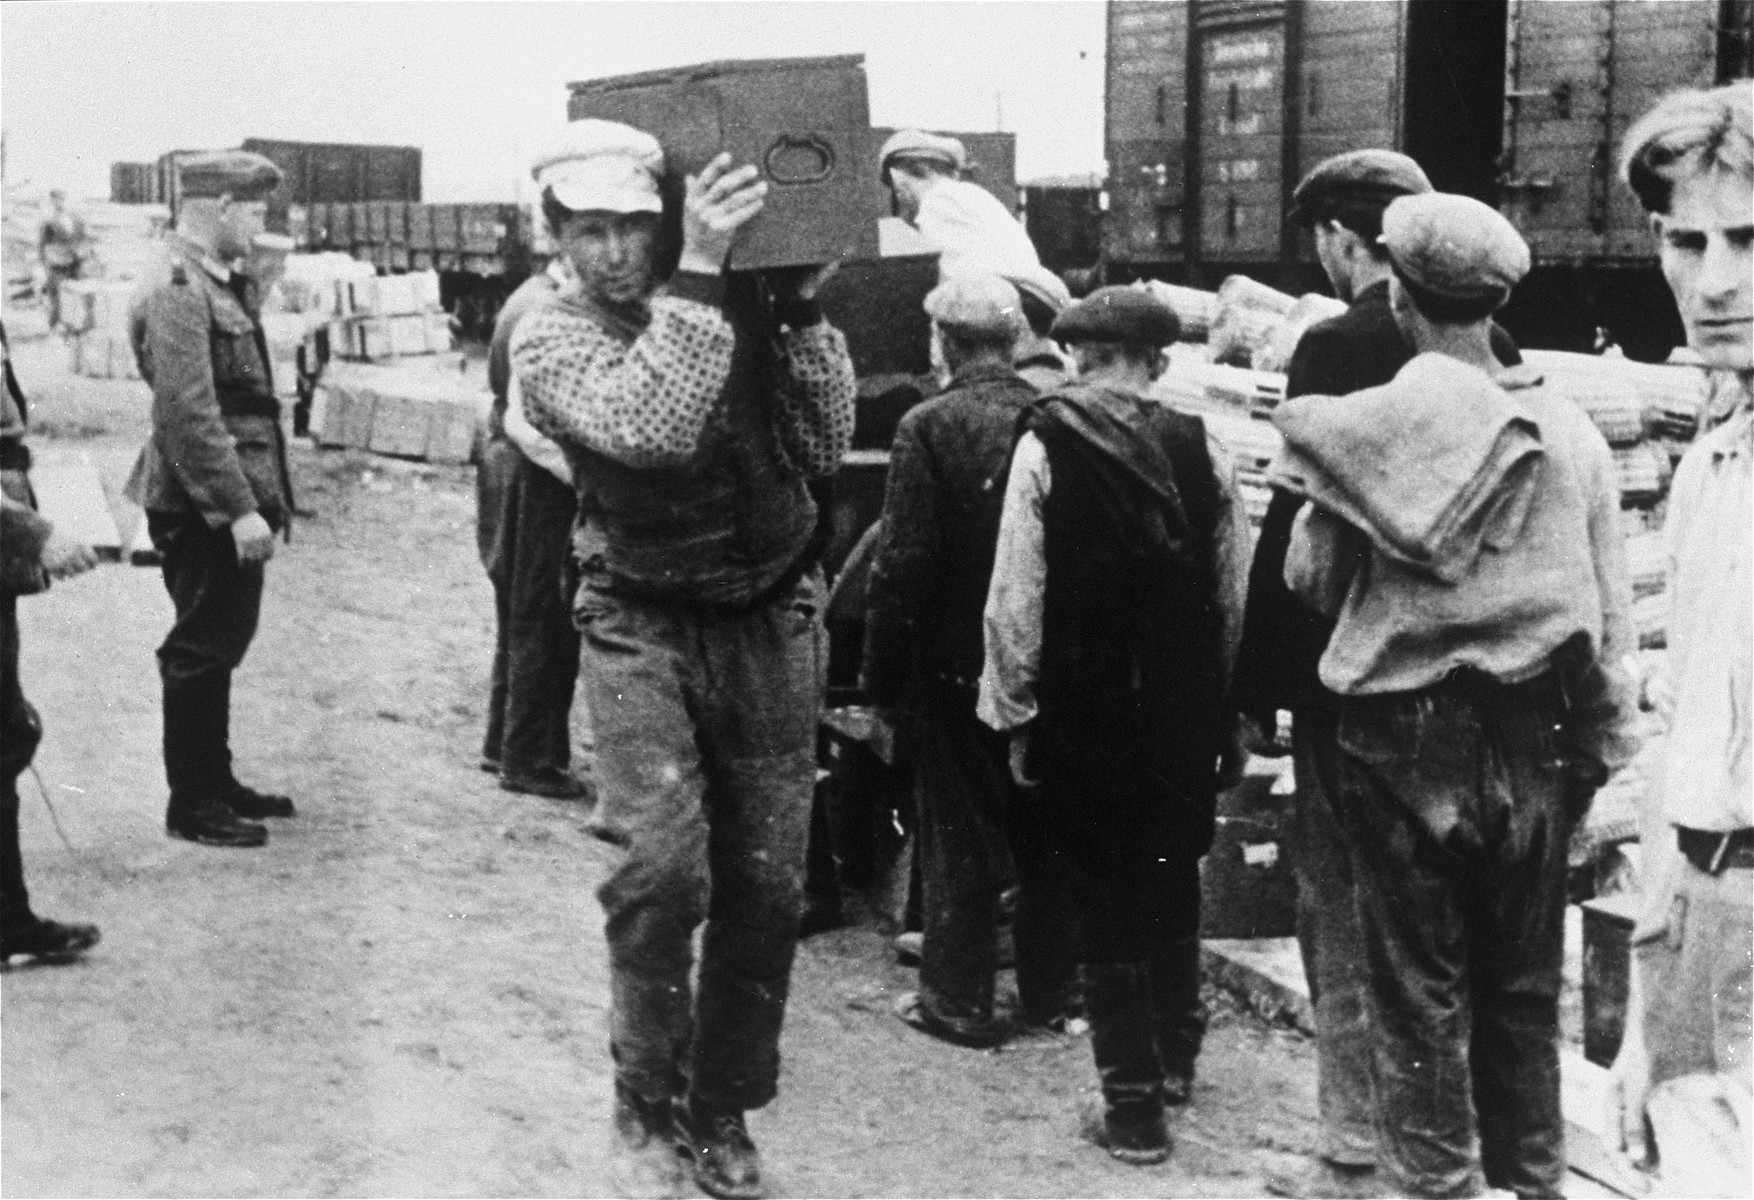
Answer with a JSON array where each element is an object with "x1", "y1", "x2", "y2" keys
[{"x1": 125, "y1": 241, "x2": 291, "y2": 529}]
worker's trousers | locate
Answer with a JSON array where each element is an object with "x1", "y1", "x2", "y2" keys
[
  {"x1": 1332, "y1": 671, "x2": 1571, "y2": 1200},
  {"x1": 580, "y1": 569, "x2": 825, "y2": 1112}
]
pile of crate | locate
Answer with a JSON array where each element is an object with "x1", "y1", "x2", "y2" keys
[
  {"x1": 328, "y1": 269, "x2": 452, "y2": 362},
  {"x1": 293, "y1": 201, "x2": 531, "y2": 277},
  {"x1": 62, "y1": 280, "x2": 143, "y2": 380},
  {"x1": 311, "y1": 357, "x2": 484, "y2": 464}
]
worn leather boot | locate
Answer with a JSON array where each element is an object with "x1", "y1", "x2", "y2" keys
[
  {"x1": 1147, "y1": 936, "x2": 1208, "y2": 1106},
  {"x1": 674, "y1": 1094, "x2": 763, "y2": 1199},
  {"x1": 1081, "y1": 962, "x2": 1170, "y2": 1164}
]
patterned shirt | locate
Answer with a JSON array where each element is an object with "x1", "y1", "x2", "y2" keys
[{"x1": 512, "y1": 271, "x2": 854, "y2": 478}]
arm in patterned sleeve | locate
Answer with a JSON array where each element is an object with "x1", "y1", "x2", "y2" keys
[
  {"x1": 772, "y1": 299, "x2": 856, "y2": 478},
  {"x1": 513, "y1": 272, "x2": 737, "y2": 470},
  {"x1": 977, "y1": 431, "x2": 1051, "y2": 732},
  {"x1": 140, "y1": 281, "x2": 258, "y2": 527},
  {"x1": 861, "y1": 412, "x2": 941, "y2": 706}
]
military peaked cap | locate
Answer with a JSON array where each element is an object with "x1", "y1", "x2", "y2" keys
[
  {"x1": 1287, "y1": 149, "x2": 1432, "y2": 227},
  {"x1": 1051, "y1": 285, "x2": 1180, "y2": 347},
  {"x1": 177, "y1": 150, "x2": 284, "y2": 201},
  {"x1": 1381, "y1": 192, "x2": 1531, "y2": 300}
]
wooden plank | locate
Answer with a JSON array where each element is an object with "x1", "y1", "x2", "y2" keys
[{"x1": 28, "y1": 462, "x2": 123, "y2": 561}]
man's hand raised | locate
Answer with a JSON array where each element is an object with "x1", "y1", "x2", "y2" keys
[{"x1": 677, "y1": 153, "x2": 767, "y2": 275}]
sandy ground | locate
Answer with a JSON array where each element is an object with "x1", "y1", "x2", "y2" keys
[{"x1": 1, "y1": 315, "x2": 1326, "y2": 1198}]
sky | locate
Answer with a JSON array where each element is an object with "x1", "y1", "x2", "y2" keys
[{"x1": 0, "y1": 0, "x2": 1110, "y2": 203}]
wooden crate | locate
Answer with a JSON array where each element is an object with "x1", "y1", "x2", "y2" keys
[
  {"x1": 340, "y1": 386, "x2": 378, "y2": 448},
  {"x1": 368, "y1": 394, "x2": 432, "y2": 457},
  {"x1": 568, "y1": 54, "x2": 879, "y2": 270},
  {"x1": 424, "y1": 398, "x2": 480, "y2": 464}
]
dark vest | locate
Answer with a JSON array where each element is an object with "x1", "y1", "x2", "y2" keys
[
  {"x1": 568, "y1": 280, "x2": 819, "y2": 610},
  {"x1": 1032, "y1": 385, "x2": 1226, "y2": 843}
]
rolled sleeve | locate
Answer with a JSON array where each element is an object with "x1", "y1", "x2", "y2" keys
[{"x1": 978, "y1": 432, "x2": 1050, "y2": 731}]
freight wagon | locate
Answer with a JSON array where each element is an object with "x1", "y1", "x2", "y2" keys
[{"x1": 1103, "y1": 0, "x2": 1754, "y2": 358}]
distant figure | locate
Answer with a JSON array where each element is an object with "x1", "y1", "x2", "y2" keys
[
  {"x1": 38, "y1": 190, "x2": 88, "y2": 334},
  {"x1": 125, "y1": 150, "x2": 296, "y2": 849},
  {"x1": 864, "y1": 273, "x2": 1080, "y2": 1049},
  {"x1": 1612, "y1": 81, "x2": 1752, "y2": 1200},
  {"x1": 476, "y1": 257, "x2": 586, "y2": 800},
  {"x1": 2, "y1": 320, "x2": 102, "y2": 963},
  {"x1": 980, "y1": 287, "x2": 1251, "y2": 1165}
]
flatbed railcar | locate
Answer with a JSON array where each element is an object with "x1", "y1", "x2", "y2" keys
[{"x1": 1103, "y1": 0, "x2": 1754, "y2": 359}]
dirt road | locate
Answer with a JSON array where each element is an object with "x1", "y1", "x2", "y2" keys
[{"x1": 1, "y1": 322, "x2": 1324, "y2": 1198}]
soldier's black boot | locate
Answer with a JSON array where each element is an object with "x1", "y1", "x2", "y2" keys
[
  {"x1": 164, "y1": 676, "x2": 266, "y2": 848},
  {"x1": 1081, "y1": 962, "x2": 1170, "y2": 1165},
  {"x1": 213, "y1": 673, "x2": 294, "y2": 819},
  {"x1": 1147, "y1": 936, "x2": 1208, "y2": 1106}
]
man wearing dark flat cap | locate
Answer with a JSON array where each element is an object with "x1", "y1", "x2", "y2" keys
[
  {"x1": 1274, "y1": 192, "x2": 1637, "y2": 1199},
  {"x1": 1238, "y1": 150, "x2": 1522, "y2": 1200},
  {"x1": 126, "y1": 149, "x2": 296, "y2": 849},
  {"x1": 978, "y1": 285, "x2": 1251, "y2": 1165}
]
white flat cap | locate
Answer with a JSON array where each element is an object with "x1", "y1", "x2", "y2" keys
[
  {"x1": 532, "y1": 119, "x2": 665, "y2": 215},
  {"x1": 924, "y1": 272, "x2": 1024, "y2": 337},
  {"x1": 880, "y1": 129, "x2": 968, "y2": 174}
]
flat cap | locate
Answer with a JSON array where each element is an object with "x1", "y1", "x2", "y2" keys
[
  {"x1": 1004, "y1": 265, "x2": 1071, "y2": 317},
  {"x1": 532, "y1": 119, "x2": 665, "y2": 214},
  {"x1": 1287, "y1": 149, "x2": 1431, "y2": 226},
  {"x1": 177, "y1": 150, "x2": 284, "y2": 201},
  {"x1": 1051, "y1": 285, "x2": 1180, "y2": 347},
  {"x1": 1382, "y1": 192, "x2": 1530, "y2": 300},
  {"x1": 879, "y1": 129, "x2": 968, "y2": 175},
  {"x1": 924, "y1": 272, "x2": 1024, "y2": 338}
]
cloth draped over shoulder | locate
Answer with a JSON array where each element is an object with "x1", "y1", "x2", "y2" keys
[
  {"x1": 1269, "y1": 354, "x2": 1545, "y2": 584},
  {"x1": 1028, "y1": 385, "x2": 1195, "y2": 564}
]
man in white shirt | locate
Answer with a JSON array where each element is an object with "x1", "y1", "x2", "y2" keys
[{"x1": 1612, "y1": 80, "x2": 1753, "y2": 1199}]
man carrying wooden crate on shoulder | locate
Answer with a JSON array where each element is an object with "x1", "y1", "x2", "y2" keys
[
  {"x1": 1612, "y1": 80, "x2": 1753, "y2": 1200},
  {"x1": 513, "y1": 120, "x2": 854, "y2": 1200}
]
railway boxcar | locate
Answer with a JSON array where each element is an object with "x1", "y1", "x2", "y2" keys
[{"x1": 1103, "y1": 0, "x2": 1754, "y2": 355}]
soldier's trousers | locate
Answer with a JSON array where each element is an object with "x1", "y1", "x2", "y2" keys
[
  {"x1": 2, "y1": 596, "x2": 42, "y2": 929},
  {"x1": 579, "y1": 570, "x2": 824, "y2": 1112},
  {"x1": 1331, "y1": 671, "x2": 1572, "y2": 1200},
  {"x1": 1292, "y1": 705, "x2": 1379, "y2": 1168},
  {"x1": 480, "y1": 453, "x2": 580, "y2": 777},
  {"x1": 149, "y1": 512, "x2": 265, "y2": 801}
]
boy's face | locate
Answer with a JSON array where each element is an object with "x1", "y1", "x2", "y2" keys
[
  {"x1": 1653, "y1": 168, "x2": 1754, "y2": 372},
  {"x1": 560, "y1": 210, "x2": 660, "y2": 307}
]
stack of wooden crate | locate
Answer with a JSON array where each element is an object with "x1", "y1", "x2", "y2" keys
[
  {"x1": 328, "y1": 269, "x2": 452, "y2": 362},
  {"x1": 63, "y1": 280, "x2": 143, "y2": 380},
  {"x1": 310, "y1": 357, "x2": 484, "y2": 464}
]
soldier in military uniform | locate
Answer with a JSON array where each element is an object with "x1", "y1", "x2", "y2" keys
[{"x1": 127, "y1": 150, "x2": 296, "y2": 849}]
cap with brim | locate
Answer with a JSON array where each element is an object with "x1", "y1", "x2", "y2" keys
[
  {"x1": 1051, "y1": 285, "x2": 1180, "y2": 347},
  {"x1": 1381, "y1": 192, "x2": 1530, "y2": 300},
  {"x1": 1287, "y1": 149, "x2": 1431, "y2": 227},
  {"x1": 178, "y1": 150, "x2": 284, "y2": 202},
  {"x1": 880, "y1": 129, "x2": 968, "y2": 174},
  {"x1": 533, "y1": 119, "x2": 665, "y2": 215},
  {"x1": 1004, "y1": 266, "x2": 1071, "y2": 316},
  {"x1": 925, "y1": 272, "x2": 1024, "y2": 337}
]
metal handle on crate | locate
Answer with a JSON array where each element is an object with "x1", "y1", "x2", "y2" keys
[{"x1": 764, "y1": 134, "x2": 835, "y2": 185}]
